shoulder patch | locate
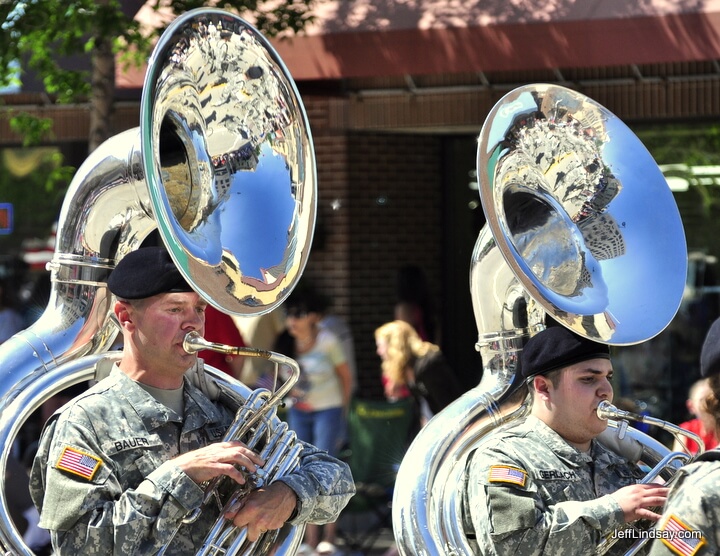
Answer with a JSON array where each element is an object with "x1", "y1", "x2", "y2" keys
[
  {"x1": 659, "y1": 514, "x2": 706, "y2": 556},
  {"x1": 56, "y1": 446, "x2": 102, "y2": 481},
  {"x1": 488, "y1": 465, "x2": 527, "y2": 487}
]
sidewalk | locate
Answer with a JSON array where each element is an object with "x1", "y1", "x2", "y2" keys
[
  {"x1": 336, "y1": 530, "x2": 396, "y2": 556},
  {"x1": 334, "y1": 508, "x2": 397, "y2": 556}
]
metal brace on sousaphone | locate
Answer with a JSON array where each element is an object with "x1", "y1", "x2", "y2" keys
[
  {"x1": 392, "y1": 84, "x2": 690, "y2": 556},
  {"x1": 0, "y1": 8, "x2": 316, "y2": 556}
]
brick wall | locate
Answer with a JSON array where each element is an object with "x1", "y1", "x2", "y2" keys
[
  {"x1": 7, "y1": 76, "x2": 720, "y2": 407},
  {"x1": 347, "y1": 132, "x2": 444, "y2": 398},
  {"x1": 299, "y1": 95, "x2": 444, "y2": 397}
]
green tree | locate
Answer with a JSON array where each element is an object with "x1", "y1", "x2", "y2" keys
[
  {"x1": 0, "y1": 0, "x2": 314, "y2": 258},
  {"x1": 639, "y1": 124, "x2": 720, "y2": 213},
  {"x1": 0, "y1": 0, "x2": 314, "y2": 152}
]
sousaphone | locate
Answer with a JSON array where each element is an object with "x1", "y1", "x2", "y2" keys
[{"x1": 0, "y1": 8, "x2": 315, "y2": 555}]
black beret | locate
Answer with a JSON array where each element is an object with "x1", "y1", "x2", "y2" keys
[
  {"x1": 701, "y1": 317, "x2": 720, "y2": 377},
  {"x1": 107, "y1": 246, "x2": 193, "y2": 299},
  {"x1": 520, "y1": 326, "x2": 610, "y2": 379}
]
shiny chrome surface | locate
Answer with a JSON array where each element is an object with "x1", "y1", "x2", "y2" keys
[
  {"x1": 392, "y1": 84, "x2": 689, "y2": 556},
  {"x1": 142, "y1": 8, "x2": 316, "y2": 316},
  {"x1": 0, "y1": 8, "x2": 315, "y2": 555},
  {"x1": 478, "y1": 84, "x2": 686, "y2": 344},
  {"x1": 0, "y1": 127, "x2": 140, "y2": 556},
  {"x1": 0, "y1": 353, "x2": 119, "y2": 555},
  {"x1": 597, "y1": 400, "x2": 703, "y2": 454}
]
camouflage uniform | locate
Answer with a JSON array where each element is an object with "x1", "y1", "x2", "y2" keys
[
  {"x1": 647, "y1": 452, "x2": 720, "y2": 556},
  {"x1": 465, "y1": 415, "x2": 644, "y2": 556},
  {"x1": 30, "y1": 365, "x2": 355, "y2": 555}
]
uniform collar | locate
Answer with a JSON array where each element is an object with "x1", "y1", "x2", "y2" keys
[
  {"x1": 108, "y1": 365, "x2": 225, "y2": 431},
  {"x1": 524, "y1": 415, "x2": 624, "y2": 470},
  {"x1": 525, "y1": 415, "x2": 598, "y2": 467}
]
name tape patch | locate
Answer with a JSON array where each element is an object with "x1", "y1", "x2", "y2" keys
[
  {"x1": 56, "y1": 446, "x2": 102, "y2": 481},
  {"x1": 538, "y1": 469, "x2": 578, "y2": 480},
  {"x1": 112, "y1": 436, "x2": 151, "y2": 453},
  {"x1": 488, "y1": 465, "x2": 527, "y2": 487}
]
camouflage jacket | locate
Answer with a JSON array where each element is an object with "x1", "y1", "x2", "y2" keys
[
  {"x1": 647, "y1": 452, "x2": 720, "y2": 556},
  {"x1": 465, "y1": 415, "x2": 644, "y2": 556},
  {"x1": 29, "y1": 364, "x2": 355, "y2": 555}
]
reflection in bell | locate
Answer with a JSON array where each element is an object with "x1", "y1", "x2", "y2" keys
[
  {"x1": 142, "y1": 9, "x2": 317, "y2": 315},
  {"x1": 479, "y1": 84, "x2": 685, "y2": 343}
]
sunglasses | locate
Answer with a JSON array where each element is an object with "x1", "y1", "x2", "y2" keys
[{"x1": 285, "y1": 309, "x2": 309, "y2": 318}]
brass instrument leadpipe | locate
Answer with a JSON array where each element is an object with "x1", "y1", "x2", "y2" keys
[
  {"x1": 183, "y1": 330, "x2": 301, "y2": 427},
  {"x1": 597, "y1": 400, "x2": 704, "y2": 456}
]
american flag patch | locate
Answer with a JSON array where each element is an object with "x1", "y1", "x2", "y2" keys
[
  {"x1": 488, "y1": 465, "x2": 527, "y2": 487},
  {"x1": 660, "y1": 514, "x2": 706, "y2": 556},
  {"x1": 56, "y1": 446, "x2": 102, "y2": 480}
]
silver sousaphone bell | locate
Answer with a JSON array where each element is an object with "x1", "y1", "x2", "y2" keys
[{"x1": 141, "y1": 8, "x2": 317, "y2": 316}]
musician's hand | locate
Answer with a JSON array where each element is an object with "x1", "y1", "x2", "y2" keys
[
  {"x1": 226, "y1": 481, "x2": 299, "y2": 542},
  {"x1": 611, "y1": 483, "x2": 669, "y2": 523},
  {"x1": 172, "y1": 441, "x2": 265, "y2": 485}
]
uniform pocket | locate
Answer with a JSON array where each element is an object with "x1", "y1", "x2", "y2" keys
[
  {"x1": 486, "y1": 484, "x2": 538, "y2": 535},
  {"x1": 116, "y1": 447, "x2": 165, "y2": 487}
]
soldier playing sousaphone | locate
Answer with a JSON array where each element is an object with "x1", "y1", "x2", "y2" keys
[
  {"x1": 30, "y1": 247, "x2": 355, "y2": 555},
  {"x1": 464, "y1": 325, "x2": 668, "y2": 555}
]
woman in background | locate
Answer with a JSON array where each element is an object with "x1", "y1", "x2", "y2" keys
[
  {"x1": 394, "y1": 264, "x2": 436, "y2": 343},
  {"x1": 672, "y1": 377, "x2": 719, "y2": 454},
  {"x1": 277, "y1": 287, "x2": 352, "y2": 556},
  {"x1": 374, "y1": 320, "x2": 463, "y2": 423}
]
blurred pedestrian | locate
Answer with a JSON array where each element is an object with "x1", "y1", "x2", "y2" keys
[
  {"x1": 375, "y1": 320, "x2": 463, "y2": 421},
  {"x1": 672, "y1": 377, "x2": 719, "y2": 454},
  {"x1": 394, "y1": 264, "x2": 437, "y2": 343},
  {"x1": 316, "y1": 293, "x2": 358, "y2": 399},
  {"x1": 275, "y1": 287, "x2": 352, "y2": 556}
]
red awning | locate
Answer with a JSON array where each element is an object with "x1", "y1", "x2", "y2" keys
[
  {"x1": 274, "y1": 11, "x2": 720, "y2": 80},
  {"x1": 118, "y1": 1, "x2": 720, "y2": 87}
]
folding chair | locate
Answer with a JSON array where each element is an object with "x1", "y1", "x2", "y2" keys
[{"x1": 336, "y1": 397, "x2": 417, "y2": 555}]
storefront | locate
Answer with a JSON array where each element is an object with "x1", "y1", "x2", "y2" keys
[{"x1": 2, "y1": 1, "x2": 720, "y2": 430}]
